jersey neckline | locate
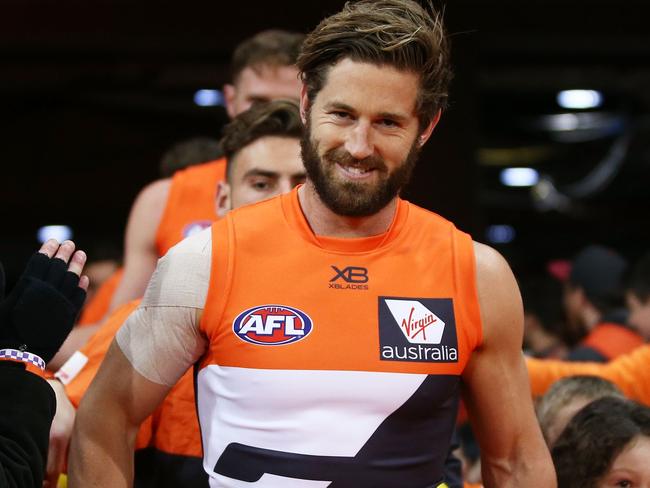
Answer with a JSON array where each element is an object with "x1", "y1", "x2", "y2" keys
[{"x1": 280, "y1": 186, "x2": 409, "y2": 254}]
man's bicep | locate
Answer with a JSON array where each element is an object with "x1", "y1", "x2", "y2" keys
[{"x1": 463, "y1": 243, "x2": 552, "y2": 485}]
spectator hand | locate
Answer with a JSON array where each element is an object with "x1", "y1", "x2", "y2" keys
[
  {"x1": 44, "y1": 379, "x2": 76, "y2": 488},
  {"x1": 0, "y1": 240, "x2": 88, "y2": 364}
]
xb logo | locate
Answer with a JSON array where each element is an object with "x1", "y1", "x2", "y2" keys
[
  {"x1": 330, "y1": 266, "x2": 368, "y2": 284},
  {"x1": 329, "y1": 266, "x2": 369, "y2": 290}
]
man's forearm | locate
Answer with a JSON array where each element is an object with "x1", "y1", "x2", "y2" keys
[{"x1": 68, "y1": 401, "x2": 137, "y2": 488}]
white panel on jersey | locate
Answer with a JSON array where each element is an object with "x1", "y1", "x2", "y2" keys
[
  {"x1": 209, "y1": 473, "x2": 331, "y2": 488},
  {"x1": 197, "y1": 366, "x2": 427, "y2": 487}
]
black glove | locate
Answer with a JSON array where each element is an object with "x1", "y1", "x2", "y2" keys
[{"x1": 0, "y1": 252, "x2": 86, "y2": 364}]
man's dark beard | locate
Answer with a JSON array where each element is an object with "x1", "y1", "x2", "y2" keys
[{"x1": 300, "y1": 130, "x2": 420, "y2": 217}]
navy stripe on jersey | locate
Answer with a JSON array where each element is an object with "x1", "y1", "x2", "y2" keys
[{"x1": 213, "y1": 374, "x2": 459, "y2": 487}]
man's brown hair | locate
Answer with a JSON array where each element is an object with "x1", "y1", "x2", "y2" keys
[
  {"x1": 298, "y1": 0, "x2": 452, "y2": 130},
  {"x1": 220, "y1": 100, "x2": 303, "y2": 181},
  {"x1": 231, "y1": 30, "x2": 305, "y2": 83}
]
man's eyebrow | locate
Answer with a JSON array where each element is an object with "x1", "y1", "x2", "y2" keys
[
  {"x1": 323, "y1": 101, "x2": 356, "y2": 113},
  {"x1": 242, "y1": 169, "x2": 278, "y2": 179},
  {"x1": 324, "y1": 102, "x2": 409, "y2": 123},
  {"x1": 377, "y1": 111, "x2": 409, "y2": 123}
]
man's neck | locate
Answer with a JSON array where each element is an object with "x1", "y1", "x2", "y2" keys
[{"x1": 297, "y1": 183, "x2": 398, "y2": 238}]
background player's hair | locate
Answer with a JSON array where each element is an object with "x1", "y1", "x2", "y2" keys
[
  {"x1": 551, "y1": 396, "x2": 650, "y2": 488},
  {"x1": 220, "y1": 100, "x2": 303, "y2": 181},
  {"x1": 231, "y1": 30, "x2": 305, "y2": 83},
  {"x1": 536, "y1": 375, "x2": 622, "y2": 445},
  {"x1": 297, "y1": 0, "x2": 453, "y2": 130},
  {"x1": 158, "y1": 137, "x2": 222, "y2": 177}
]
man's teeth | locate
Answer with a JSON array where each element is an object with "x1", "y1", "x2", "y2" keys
[{"x1": 342, "y1": 165, "x2": 370, "y2": 174}]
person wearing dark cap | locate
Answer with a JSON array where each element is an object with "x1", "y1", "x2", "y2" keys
[
  {"x1": 0, "y1": 240, "x2": 87, "y2": 488},
  {"x1": 562, "y1": 244, "x2": 643, "y2": 362}
]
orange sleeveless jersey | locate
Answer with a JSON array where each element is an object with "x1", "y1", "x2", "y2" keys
[
  {"x1": 196, "y1": 189, "x2": 483, "y2": 486},
  {"x1": 155, "y1": 158, "x2": 226, "y2": 257},
  {"x1": 77, "y1": 268, "x2": 124, "y2": 326}
]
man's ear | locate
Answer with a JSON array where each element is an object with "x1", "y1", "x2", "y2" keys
[
  {"x1": 299, "y1": 84, "x2": 310, "y2": 125},
  {"x1": 216, "y1": 181, "x2": 232, "y2": 218},
  {"x1": 417, "y1": 109, "x2": 442, "y2": 147},
  {"x1": 223, "y1": 84, "x2": 237, "y2": 119}
]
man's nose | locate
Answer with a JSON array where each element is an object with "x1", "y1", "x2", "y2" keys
[{"x1": 344, "y1": 121, "x2": 374, "y2": 160}]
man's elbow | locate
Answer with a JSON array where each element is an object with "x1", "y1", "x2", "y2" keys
[{"x1": 482, "y1": 453, "x2": 556, "y2": 488}]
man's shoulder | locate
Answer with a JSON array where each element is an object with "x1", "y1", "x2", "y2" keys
[
  {"x1": 400, "y1": 199, "x2": 473, "y2": 240},
  {"x1": 135, "y1": 178, "x2": 172, "y2": 209},
  {"x1": 167, "y1": 227, "x2": 212, "y2": 258}
]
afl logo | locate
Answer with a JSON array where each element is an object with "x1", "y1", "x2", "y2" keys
[{"x1": 233, "y1": 305, "x2": 313, "y2": 346}]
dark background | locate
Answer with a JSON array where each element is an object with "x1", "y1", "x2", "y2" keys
[{"x1": 2, "y1": 0, "x2": 649, "y2": 283}]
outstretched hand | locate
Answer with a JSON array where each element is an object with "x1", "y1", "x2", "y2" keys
[{"x1": 0, "y1": 239, "x2": 89, "y2": 364}]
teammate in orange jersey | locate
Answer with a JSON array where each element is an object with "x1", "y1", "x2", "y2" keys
[
  {"x1": 108, "y1": 29, "x2": 304, "y2": 313},
  {"x1": 70, "y1": 2, "x2": 554, "y2": 487},
  {"x1": 51, "y1": 100, "x2": 306, "y2": 486},
  {"x1": 48, "y1": 30, "x2": 305, "y2": 370}
]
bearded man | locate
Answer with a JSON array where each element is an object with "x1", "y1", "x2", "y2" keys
[{"x1": 69, "y1": 1, "x2": 555, "y2": 487}]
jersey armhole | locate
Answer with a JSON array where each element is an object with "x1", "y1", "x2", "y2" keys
[
  {"x1": 199, "y1": 217, "x2": 235, "y2": 343},
  {"x1": 453, "y1": 230, "x2": 484, "y2": 352}
]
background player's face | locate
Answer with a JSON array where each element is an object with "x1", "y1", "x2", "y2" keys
[
  {"x1": 218, "y1": 136, "x2": 305, "y2": 215},
  {"x1": 299, "y1": 58, "x2": 435, "y2": 217},
  {"x1": 597, "y1": 435, "x2": 650, "y2": 488},
  {"x1": 225, "y1": 65, "x2": 301, "y2": 118}
]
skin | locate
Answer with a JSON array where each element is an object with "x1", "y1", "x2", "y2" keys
[
  {"x1": 216, "y1": 136, "x2": 305, "y2": 217},
  {"x1": 563, "y1": 283, "x2": 600, "y2": 335},
  {"x1": 626, "y1": 292, "x2": 650, "y2": 340},
  {"x1": 68, "y1": 59, "x2": 555, "y2": 487},
  {"x1": 598, "y1": 436, "x2": 650, "y2": 488},
  {"x1": 37, "y1": 239, "x2": 88, "y2": 289},
  {"x1": 223, "y1": 65, "x2": 301, "y2": 119},
  {"x1": 543, "y1": 396, "x2": 592, "y2": 447}
]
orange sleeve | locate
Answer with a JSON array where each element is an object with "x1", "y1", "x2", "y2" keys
[
  {"x1": 527, "y1": 345, "x2": 650, "y2": 404},
  {"x1": 77, "y1": 268, "x2": 125, "y2": 326}
]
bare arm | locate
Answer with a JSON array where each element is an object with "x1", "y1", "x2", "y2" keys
[
  {"x1": 68, "y1": 341, "x2": 170, "y2": 488},
  {"x1": 462, "y1": 243, "x2": 555, "y2": 488},
  {"x1": 107, "y1": 178, "x2": 171, "y2": 314},
  {"x1": 68, "y1": 233, "x2": 210, "y2": 487}
]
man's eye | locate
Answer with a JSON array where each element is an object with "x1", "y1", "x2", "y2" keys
[
  {"x1": 331, "y1": 111, "x2": 350, "y2": 119},
  {"x1": 251, "y1": 180, "x2": 271, "y2": 190},
  {"x1": 378, "y1": 118, "x2": 398, "y2": 128},
  {"x1": 616, "y1": 480, "x2": 632, "y2": 487}
]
